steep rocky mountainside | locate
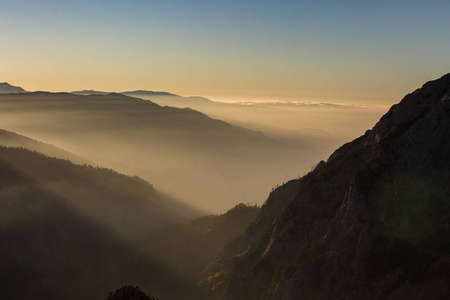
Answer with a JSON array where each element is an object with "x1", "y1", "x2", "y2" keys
[{"x1": 202, "y1": 74, "x2": 450, "y2": 299}]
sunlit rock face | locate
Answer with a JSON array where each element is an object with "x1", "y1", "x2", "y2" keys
[{"x1": 202, "y1": 74, "x2": 450, "y2": 300}]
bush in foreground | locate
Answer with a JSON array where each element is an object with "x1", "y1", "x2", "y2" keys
[{"x1": 106, "y1": 286, "x2": 158, "y2": 300}]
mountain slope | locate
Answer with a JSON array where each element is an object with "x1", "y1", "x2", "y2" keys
[
  {"x1": 0, "y1": 186, "x2": 175, "y2": 300},
  {"x1": 202, "y1": 73, "x2": 450, "y2": 299},
  {"x1": 0, "y1": 145, "x2": 262, "y2": 300},
  {"x1": 0, "y1": 82, "x2": 27, "y2": 94},
  {"x1": 138, "y1": 203, "x2": 260, "y2": 299},
  {"x1": 0, "y1": 146, "x2": 200, "y2": 236},
  {"x1": 0, "y1": 146, "x2": 205, "y2": 300}
]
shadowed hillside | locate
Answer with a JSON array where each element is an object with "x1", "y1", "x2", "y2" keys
[
  {"x1": 135, "y1": 203, "x2": 261, "y2": 299},
  {"x1": 0, "y1": 146, "x2": 208, "y2": 300},
  {"x1": 202, "y1": 74, "x2": 450, "y2": 299},
  {"x1": 0, "y1": 146, "x2": 261, "y2": 299},
  {"x1": 0, "y1": 146, "x2": 201, "y2": 236}
]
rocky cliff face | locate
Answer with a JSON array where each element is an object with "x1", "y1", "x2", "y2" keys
[{"x1": 202, "y1": 74, "x2": 450, "y2": 299}]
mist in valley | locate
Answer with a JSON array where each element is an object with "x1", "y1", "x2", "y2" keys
[
  {"x1": 0, "y1": 89, "x2": 391, "y2": 298},
  {"x1": 0, "y1": 91, "x2": 375, "y2": 213},
  {"x1": 0, "y1": 143, "x2": 260, "y2": 299},
  {"x1": 0, "y1": 90, "x2": 381, "y2": 298}
]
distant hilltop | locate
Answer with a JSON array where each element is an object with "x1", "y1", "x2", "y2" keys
[
  {"x1": 72, "y1": 89, "x2": 178, "y2": 97},
  {"x1": 71, "y1": 90, "x2": 109, "y2": 95},
  {"x1": 0, "y1": 82, "x2": 27, "y2": 94},
  {"x1": 121, "y1": 90, "x2": 178, "y2": 97},
  {"x1": 0, "y1": 84, "x2": 178, "y2": 97}
]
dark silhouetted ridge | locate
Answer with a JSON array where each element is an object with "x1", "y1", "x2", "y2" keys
[{"x1": 201, "y1": 73, "x2": 450, "y2": 299}]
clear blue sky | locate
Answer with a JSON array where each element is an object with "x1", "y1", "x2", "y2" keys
[{"x1": 1, "y1": 0, "x2": 449, "y2": 103}]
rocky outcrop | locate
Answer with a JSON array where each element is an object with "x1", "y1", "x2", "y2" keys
[{"x1": 202, "y1": 73, "x2": 450, "y2": 299}]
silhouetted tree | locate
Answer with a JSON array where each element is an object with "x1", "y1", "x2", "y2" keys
[{"x1": 105, "y1": 286, "x2": 159, "y2": 300}]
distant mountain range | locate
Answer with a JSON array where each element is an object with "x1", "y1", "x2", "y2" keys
[
  {"x1": 71, "y1": 89, "x2": 178, "y2": 97},
  {"x1": 117, "y1": 89, "x2": 379, "y2": 140},
  {"x1": 70, "y1": 89, "x2": 109, "y2": 95},
  {"x1": 122, "y1": 90, "x2": 178, "y2": 97},
  {"x1": 0, "y1": 91, "x2": 314, "y2": 212},
  {"x1": 0, "y1": 82, "x2": 27, "y2": 94}
]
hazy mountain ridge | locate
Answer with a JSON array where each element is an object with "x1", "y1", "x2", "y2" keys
[
  {"x1": 69, "y1": 87, "x2": 354, "y2": 151},
  {"x1": 129, "y1": 92, "x2": 384, "y2": 138},
  {"x1": 0, "y1": 91, "x2": 315, "y2": 212},
  {"x1": 0, "y1": 128, "x2": 87, "y2": 164},
  {"x1": 0, "y1": 91, "x2": 274, "y2": 148},
  {"x1": 0, "y1": 146, "x2": 201, "y2": 235},
  {"x1": 122, "y1": 90, "x2": 179, "y2": 97},
  {"x1": 0, "y1": 82, "x2": 27, "y2": 94},
  {"x1": 71, "y1": 89, "x2": 109, "y2": 95},
  {"x1": 201, "y1": 73, "x2": 450, "y2": 299},
  {"x1": 71, "y1": 89, "x2": 179, "y2": 97},
  {"x1": 71, "y1": 87, "x2": 374, "y2": 139}
]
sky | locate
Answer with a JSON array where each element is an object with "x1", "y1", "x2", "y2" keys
[{"x1": 1, "y1": 0, "x2": 449, "y2": 104}]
